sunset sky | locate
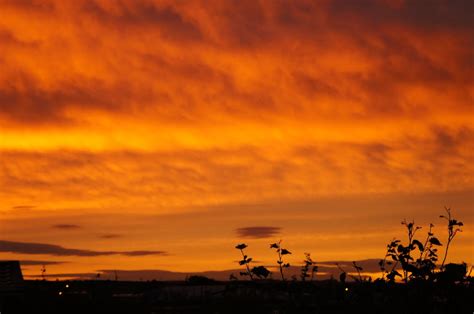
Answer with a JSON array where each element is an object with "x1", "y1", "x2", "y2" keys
[{"x1": 0, "y1": 0, "x2": 473, "y2": 280}]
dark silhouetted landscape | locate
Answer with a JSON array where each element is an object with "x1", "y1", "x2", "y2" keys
[{"x1": 1, "y1": 208, "x2": 473, "y2": 313}]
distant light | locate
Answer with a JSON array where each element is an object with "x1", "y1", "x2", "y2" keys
[
  {"x1": 65, "y1": 284, "x2": 69, "y2": 288},
  {"x1": 59, "y1": 291, "x2": 63, "y2": 295},
  {"x1": 345, "y1": 287, "x2": 349, "y2": 291}
]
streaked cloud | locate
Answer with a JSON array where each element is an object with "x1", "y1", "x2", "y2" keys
[
  {"x1": 0, "y1": 240, "x2": 166, "y2": 257},
  {"x1": 20, "y1": 260, "x2": 68, "y2": 266},
  {"x1": 51, "y1": 224, "x2": 81, "y2": 230},
  {"x1": 11, "y1": 205, "x2": 36, "y2": 210},
  {"x1": 236, "y1": 226, "x2": 281, "y2": 239}
]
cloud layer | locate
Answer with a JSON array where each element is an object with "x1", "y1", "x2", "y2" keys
[
  {"x1": 0, "y1": 0, "x2": 472, "y2": 276},
  {"x1": 236, "y1": 226, "x2": 281, "y2": 239},
  {"x1": 51, "y1": 224, "x2": 81, "y2": 229},
  {"x1": 0, "y1": 240, "x2": 166, "y2": 257}
]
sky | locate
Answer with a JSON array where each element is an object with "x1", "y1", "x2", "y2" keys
[{"x1": 0, "y1": 0, "x2": 473, "y2": 280}]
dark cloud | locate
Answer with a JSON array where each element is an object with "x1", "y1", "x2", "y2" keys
[
  {"x1": 0, "y1": 240, "x2": 166, "y2": 257},
  {"x1": 25, "y1": 272, "x2": 97, "y2": 279},
  {"x1": 82, "y1": 1, "x2": 203, "y2": 42},
  {"x1": 235, "y1": 226, "x2": 281, "y2": 239},
  {"x1": 11, "y1": 205, "x2": 36, "y2": 210},
  {"x1": 51, "y1": 224, "x2": 81, "y2": 230},
  {"x1": 431, "y1": 126, "x2": 474, "y2": 152},
  {"x1": 292, "y1": 72, "x2": 341, "y2": 98},
  {"x1": 0, "y1": 77, "x2": 143, "y2": 125},
  {"x1": 19, "y1": 260, "x2": 67, "y2": 266},
  {"x1": 327, "y1": 0, "x2": 474, "y2": 30}
]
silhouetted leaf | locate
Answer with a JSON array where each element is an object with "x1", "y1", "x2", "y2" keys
[
  {"x1": 387, "y1": 270, "x2": 402, "y2": 281},
  {"x1": 412, "y1": 239, "x2": 424, "y2": 251},
  {"x1": 403, "y1": 263, "x2": 418, "y2": 274},
  {"x1": 429, "y1": 237, "x2": 442, "y2": 246},
  {"x1": 281, "y1": 249, "x2": 291, "y2": 255},
  {"x1": 235, "y1": 243, "x2": 247, "y2": 250},
  {"x1": 270, "y1": 243, "x2": 279, "y2": 249}
]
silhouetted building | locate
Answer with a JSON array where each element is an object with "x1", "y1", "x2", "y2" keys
[{"x1": 0, "y1": 261, "x2": 23, "y2": 294}]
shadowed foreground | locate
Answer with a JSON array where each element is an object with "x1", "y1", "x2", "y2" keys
[{"x1": 1, "y1": 279, "x2": 472, "y2": 314}]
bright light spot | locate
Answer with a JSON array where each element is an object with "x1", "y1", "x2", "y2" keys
[
  {"x1": 59, "y1": 291, "x2": 63, "y2": 295},
  {"x1": 65, "y1": 284, "x2": 69, "y2": 288},
  {"x1": 345, "y1": 287, "x2": 349, "y2": 291}
]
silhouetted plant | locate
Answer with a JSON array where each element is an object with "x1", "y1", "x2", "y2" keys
[
  {"x1": 235, "y1": 243, "x2": 254, "y2": 280},
  {"x1": 398, "y1": 219, "x2": 422, "y2": 283},
  {"x1": 301, "y1": 252, "x2": 318, "y2": 281},
  {"x1": 251, "y1": 265, "x2": 271, "y2": 279},
  {"x1": 386, "y1": 220, "x2": 443, "y2": 282},
  {"x1": 379, "y1": 238, "x2": 401, "y2": 282},
  {"x1": 351, "y1": 261, "x2": 365, "y2": 282},
  {"x1": 336, "y1": 263, "x2": 346, "y2": 284},
  {"x1": 379, "y1": 208, "x2": 464, "y2": 284},
  {"x1": 439, "y1": 207, "x2": 463, "y2": 269},
  {"x1": 235, "y1": 243, "x2": 271, "y2": 280},
  {"x1": 385, "y1": 219, "x2": 441, "y2": 283},
  {"x1": 438, "y1": 263, "x2": 467, "y2": 284},
  {"x1": 412, "y1": 223, "x2": 441, "y2": 281},
  {"x1": 270, "y1": 240, "x2": 291, "y2": 281}
]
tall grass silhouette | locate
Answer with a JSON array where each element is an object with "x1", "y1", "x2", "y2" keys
[{"x1": 270, "y1": 240, "x2": 291, "y2": 281}]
